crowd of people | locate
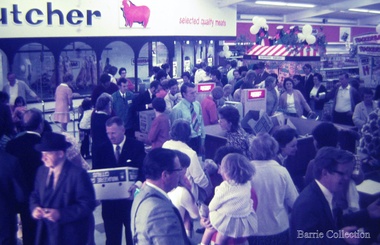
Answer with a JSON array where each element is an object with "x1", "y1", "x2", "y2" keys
[{"x1": 1, "y1": 60, "x2": 380, "y2": 245}]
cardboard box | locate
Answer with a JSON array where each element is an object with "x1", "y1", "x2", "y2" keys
[
  {"x1": 88, "y1": 167, "x2": 138, "y2": 200},
  {"x1": 139, "y1": 110, "x2": 155, "y2": 133}
]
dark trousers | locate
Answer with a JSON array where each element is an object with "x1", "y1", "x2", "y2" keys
[
  {"x1": 0, "y1": 214, "x2": 17, "y2": 245},
  {"x1": 20, "y1": 205, "x2": 37, "y2": 245},
  {"x1": 80, "y1": 129, "x2": 91, "y2": 158},
  {"x1": 102, "y1": 199, "x2": 133, "y2": 245},
  {"x1": 333, "y1": 111, "x2": 354, "y2": 126}
]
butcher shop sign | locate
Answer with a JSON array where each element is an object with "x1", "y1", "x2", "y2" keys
[{"x1": 0, "y1": 0, "x2": 236, "y2": 38}]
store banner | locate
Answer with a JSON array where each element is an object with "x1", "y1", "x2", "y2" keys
[
  {"x1": 353, "y1": 34, "x2": 380, "y2": 45},
  {"x1": 357, "y1": 56, "x2": 374, "y2": 88},
  {"x1": 0, "y1": 0, "x2": 236, "y2": 38},
  {"x1": 357, "y1": 45, "x2": 380, "y2": 56}
]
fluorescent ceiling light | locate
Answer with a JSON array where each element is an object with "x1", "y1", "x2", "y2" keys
[
  {"x1": 349, "y1": 8, "x2": 380, "y2": 14},
  {"x1": 255, "y1": 1, "x2": 315, "y2": 8}
]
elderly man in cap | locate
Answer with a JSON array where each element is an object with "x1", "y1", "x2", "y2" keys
[{"x1": 30, "y1": 132, "x2": 96, "y2": 245}]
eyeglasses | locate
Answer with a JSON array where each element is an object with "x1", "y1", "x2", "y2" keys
[
  {"x1": 331, "y1": 170, "x2": 350, "y2": 178},
  {"x1": 168, "y1": 168, "x2": 183, "y2": 173}
]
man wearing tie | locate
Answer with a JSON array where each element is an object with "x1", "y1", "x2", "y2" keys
[
  {"x1": 92, "y1": 116, "x2": 146, "y2": 245},
  {"x1": 30, "y1": 132, "x2": 96, "y2": 245},
  {"x1": 171, "y1": 82, "x2": 205, "y2": 154},
  {"x1": 131, "y1": 148, "x2": 191, "y2": 245},
  {"x1": 112, "y1": 77, "x2": 134, "y2": 129}
]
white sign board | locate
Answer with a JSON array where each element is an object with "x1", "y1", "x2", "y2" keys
[
  {"x1": 0, "y1": 0, "x2": 236, "y2": 38},
  {"x1": 88, "y1": 167, "x2": 139, "y2": 200},
  {"x1": 240, "y1": 88, "x2": 267, "y2": 116}
]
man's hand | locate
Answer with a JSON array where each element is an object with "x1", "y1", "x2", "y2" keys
[
  {"x1": 43, "y1": 208, "x2": 61, "y2": 222},
  {"x1": 127, "y1": 184, "x2": 138, "y2": 200},
  {"x1": 32, "y1": 207, "x2": 44, "y2": 220}
]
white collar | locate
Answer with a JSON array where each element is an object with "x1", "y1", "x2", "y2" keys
[
  {"x1": 113, "y1": 136, "x2": 126, "y2": 150},
  {"x1": 145, "y1": 181, "x2": 170, "y2": 199},
  {"x1": 315, "y1": 179, "x2": 334, "y2": 212}
]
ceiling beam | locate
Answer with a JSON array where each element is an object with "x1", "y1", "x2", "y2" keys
[
  {"x1": 284, "y1": 0, "x2": 380, "y2": 22},
  {"x1": 358, "y1": 15, "x2": 380, "y2": 25},
  {"x1": 217, "y1": 0, "x2": 244, "y2": 8}
]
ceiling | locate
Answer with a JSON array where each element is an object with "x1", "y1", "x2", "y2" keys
[{"x1": 218, "y1": 0, "x2": 380, "y2": 26}]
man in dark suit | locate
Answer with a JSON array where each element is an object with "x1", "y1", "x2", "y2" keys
[
  {"x1": 290, "y1": 147, "x2": 380, "y2": 245},
  {"x1": 30, "y1": 132, "x2": 96, "y2": 245},
  {"x1": 302, "y1": 63, "x2": 314, "y2": 103},
  {"x1": 5, "y1": 108, "x2": 44, "y2": 245},
  {"x1": 92, "y1": 116, "x2": 146, "y2": 245},
  {"x1": 254, "y1": 62, "x2": 269, "y2": 86},
  {"x1": 131, "y1": 148, "x2": 190, "y2": 245},
  {"x1": 0, "y1": 151, "x2": 25, "y2": 245},
  {"x1": 127, "y1": 80, "x2": 161, "y2": 135}
]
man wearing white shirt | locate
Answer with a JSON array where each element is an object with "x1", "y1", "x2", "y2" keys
[
  {"x1": 290, "y1": 147, "x2": 380, "y2": 245},
  {"x1": 327, "y1": 73, "x2": 360, "y2": 126},
  {"x1": 3, "y1": 72, "x2": 40, "y2": 105}
]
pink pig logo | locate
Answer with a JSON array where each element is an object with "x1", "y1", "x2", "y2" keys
[{"x1": 121, "y1": 0, "x2": 150, "y2": 28}]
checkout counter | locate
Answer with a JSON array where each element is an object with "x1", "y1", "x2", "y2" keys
[{"x1": 205, "y1": 115, "x2": 358, "y2": 191}]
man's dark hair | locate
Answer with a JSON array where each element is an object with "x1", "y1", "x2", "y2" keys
[
  {"x1": 117, "y1": 77, "x2": 128, "y2": 86},
  {"x1": 313, "y1": 147, "x2": 354, "y2": 180},
  {"x1": 210, "y1": 69, "x2": 221, "y2": 80},
  {"x1": 150, "y1": 80, "x2": 161, "y2": 90},
  {"x1": 180, "y1": 82, "x2": 195, "y2": 97},
  {"x1": 106, "y1": 116, "x2": 123, "y2": 127},
  {"x1": 312, "y1": 122, "x2": 338, "y2": 149},
  {"x1": 167, "y1": 79, "x2": 178, "y2": 88},
  {"x1": 23, "y1": 108, "x2": 43, "y2": 131},
  {"x1": 143, "y1": 148, "x2": 177, "y2": 180},
  {"x1": 272, "y1": 126, "x2": 297, "y2": 149}
]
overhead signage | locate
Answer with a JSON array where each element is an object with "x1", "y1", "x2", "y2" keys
[
  {"x1": 354, "y1": 34, "x2": 380, "y2": 45},
  {"x1": 0, "y1": 0, "x2": 236, "y2": 38},
  {"x1": 357, "y1": 45, "x2": 380, "y2": 56}
]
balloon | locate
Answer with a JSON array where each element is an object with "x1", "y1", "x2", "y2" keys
[
  {"x1": 219, "y1": 51, "x2": 225, "y2": 57},
  {"x1": 250, "y1": 25, "x2": 260, "y2": 35},
  {"x1": 223, "y1": 45, "x2": 229, "y2": 52},
  {"x1": 297, "y1": 33, "x2": 306, "y2": 41},
  {"x1": 252, "y1": 16, "x2": 260, "y2": 24},
  {"x1": 302, "y1": 24, "x2": 312, "y2": 36},
  {"x1": 306, "y1": 35, "x2": 316, "y2": 45},
  {"x1": 377, "y1": 24, "x2": 380, "y2": 34},
  {"x1": 263, "y1": 24, "x2": 269, "y2": 31},
  {"x1": 258, "y1": 17, "x2": 267, "y2": 27},
  {"x1": 225, "y1": 52, "x2": 232, "y2": 58}
]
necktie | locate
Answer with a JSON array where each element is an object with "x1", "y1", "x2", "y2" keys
[
  {"x1": 115, "y1": 145, "x2": 121, "y2": 162},
  {"x1": 43, "y1": 171, "x2": 54, "y2": 206},
  {"x1": 190, "y1": 103, "x2": 200, "y2": 133}
]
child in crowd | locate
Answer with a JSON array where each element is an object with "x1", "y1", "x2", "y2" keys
[
  {"x1": 200, "y1": 153, "x2": 257, "y2": 245},
  {"x1": 78, "y1": 97, "x2": 93, "y2": 159},
  {"x1": 12, "y1": 96, "x2": 27, "y2": 133}
]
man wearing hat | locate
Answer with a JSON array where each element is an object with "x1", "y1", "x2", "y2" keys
[{"x1": 30, "y1": 132, "x2": 96, "y2": 245}]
